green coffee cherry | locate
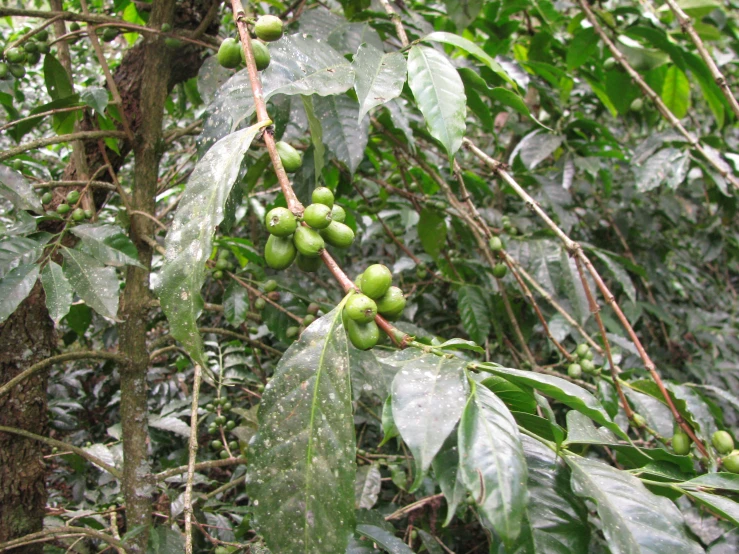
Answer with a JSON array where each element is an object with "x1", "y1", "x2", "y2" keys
[
  {"x1": 228, "y1": 441, "x2": 239, "y2": 451},
  {"x1": 303, "y1": 314, "x2": 315, "y2": 325},
  {"x1": 223, "y1": 401, "x2": 232, "y2": 411},
  {"x1": 36, "y1": 30, "x2": 49, "y2": 42},
  {"x1": 102, "y1": 27, "x2": 119, "y2": 42},
  {"x1": 23, "y1": 41, "x2": 38, "y2": 54},
  {"x1": 275, "y1": 141, "x2": 302, "y2": 173},
  {"x1": 307, "y1": 302, "x2": 320, "y2": 315},
  {"x1": 723, "y1": 450, "x2": 739, "y2": 473},
  {"x1": 361, "y1": 264, "x2": 392, "y2": 299},
  {"x1": 492, "y1": 263, "x2": 507, "y2": 278},
  {"x1": 264, "y1": 279, "x2": 278, "y2": 293},
  {"x1": 489, "y1": 236, "x2": 503, "y2": 251},
  {"x1": 630, "y1": 98, "x2": 643, "y2": 112},
  {"x1": 219, "y1": 449, "x2": 230, "y2": 459},
  {"x1": 575, "y1": 343, "x2": 589, "y2": 358},
  {"x1": 320, "y1": 221, "x2": 355, "y2": 248},
  {"x1": 6, "y1": 48, "x2": 25, "y2": 63},
  {"x1": 331, "y1": 204, "x2": 346, "y2": 223},
  {"x1": 69, "y1": 22, "x2": 81, "y2": 32},
  {"x1": 0, "y1": 62, "x2": 8, "y2": 79},
  {"x1": 345, "y1": 293, "x2": 378, "y2": 324},
  {"x1": 37, "y1": 42, "x2": 50, "y2": 54},
  {"x1": 672, "y1": 430, "x2": 691, "y2": 455},
  {"x1": 11, "y1": 159, "x2": 23, "y2": 171},
  {"x1": 226, "y1": 420, "x2": 236, "y2": 430},
  {"x1": 84, "y1": 209, "x2": 94, "y2": 220},
  {"x1": 254, "y1": 15, "x2": 283, "y2": 42},
  {"x1": 354, "y1": 273, "x2": 364, "y2": 289},
  {"x1": 211, "y1": 440, "x2": 223, "y2": 450},
  {"x1": 255, "y1": 297, "x2": 266, "y2": 310},
  {"x1": 161, "y1": 23, "x2": 172, "y2": 33},
  {"x1": 567, "y1": 363, "x2": 582, "y2": 379},
  {"x1": 603, "y1": 57, "x2": 616, "y2": 70},
  {"x1": 296, "y1": 253, "x2": 322, "y2": 272},
  {"x1": 213, "y1": 270, "x2": 223, "y2": 279},
  {"x1": 9, "y1": 64, "x2": 25, "y2": 79},
  {"x1": 312, "y1": 186, "x2": 334, "y2": 208},
  {"x1": 375, "y1": 286, "x2": 405, "y2": 318},
  {"x1": 345, "y1": 317, "x2": 379, "y2": 351},
  {"x1": 56, "y1": 203, "x2": 70, "y2": 215},
  {"x1": 580, "y1": 359, "x2": 595, "y2": 374},
  {"x1": 632, "y1": 413, "x2": 646, "y2": 428},
  {"x1": 712, "y1": 431, "x2": 734, "y2": 455},
  {"x1": 265, "y1": 234, "x2": 296, "y2": 270},
  {"x1": 250, "y1": 39, "x2": 270, "y2": 71},
  {"x1": 217, "y1": 37, "x2": 242, "y2": 69},
  {"x1": 286, "y1": 326, "x2": 299, "y2": 339},
  {"x1": 208, "y1": 425, "x2": 218, "y2": 435},
  {"x1": 164, "y1": 37, "x2": 182, "y2": 48},
  {"x1": 71, "y1": 208, "x2": 85, "y2": 222},
  {"x1": 215, "y1": 258, "x2": 230, "y2": 271},
  {"x1": 293, "y1": 226, "x2": 324, "y2": 257},
  {"x1": 41, "y1": 192, "x2": 53, "y2": 204},
  {"x1": 303, "y1": 203, "x2": 333, "y2": 229},
  {"x1": 66, "y1": 190, "x2": 80, "y2": 204},
  {"x1": 26, "y1": 51, "x2": 41, "y2": 65},
  {"x1": 265, "y1": 207, "x2": 297, "y2": 237}
]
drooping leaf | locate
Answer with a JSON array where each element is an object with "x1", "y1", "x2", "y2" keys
[
  {"x1": 71, "y1": 224, "x2": 144, "y2": 268},
  {"x1": 407, "y1": 45, "x2": 467, "y2": 158},
  {"x1": 566, "y1": 454, "x2": 704, "y2": 554},
  {"x1": 80, "y1": 87, "x2": 109, "y2": 113},
  {"x1": 312, "y1": 94, "x2": 369, "y2": 174},
  {"x1": 458, "y1": 377, "x2": 528, "y2": 548},
  {"x1": 355, "y1": 464, "x2": 382, "y2": 509},
  {"x1": 0, "y1": 235, "x2": 45, "y2": 278},
  {"x1": 566, "y1": 28, "x2": 598, "y2": 70},
  {"x1": 391, "y1": 349, "x2": 468, "y2": 490},
  {"x1": 43, "y1": 54, "x2": 74, "y2": 101},
  {"x1": 0, "y1": 263, "x2": 40, "y2": 324},
  {"x1": 246, "y1": 306, "x2": 356, "y2": 554},
  {"x1": 157, "y1": 122, "x2": 266, "y2": 365},
  {"x1": 41, "y1": 261, "x2": 72, "y2": 324},
  {"x1": 352, "y1": 43, "x2": 407, "y2": 122},
  {"x1": 457, "y1": 285, "x2": 491, "y2": 345},
  {"x1": 62, "y1": 248, "x2": 120, "y2": 320},
  {"x1": 661, "y1": 65, "x2": 691, "y2": 119},
  {"x1": 510, "y1": 130, "x2": 564, "y2": 170},
  {"x1": 432, "y1": 431, "x2": 466, "y2": 526},
  {"x1": 683, "y1": 491, "x2": 739, "y2": 528},
  {"x1": 301, "y1": 96, "x2": 325, "y2": 186},
  {"x1": 0, "y1": 165, "x2": 43, "y2": 213},
  {"x1": 223, "y1": 281, "x2": 250, "y2": 327},
  {"x1": 380, "y1": 395, "x2": 399, "y2": 447},
  {"x1": 355, "y1": 525, "x2": 414, "y2": 554},
  {"x1": 417, "y1": 207, "x2": 446, "y2": 260}
]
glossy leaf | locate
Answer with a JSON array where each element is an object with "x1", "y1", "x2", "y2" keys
[
  {"x1": 355, "y1": 525, "x2": 413, "y2": 554},
  {"x1": 391, "y1": 349, "x2": 468, "y2": 490},
  {"x1": 41, "y1": 261, "x2": 72, "y2": 324},
  {"x1": 355, "y1": 464, "x2": 382, "y2": 509},
  {"x1": 0, "y1": 165, "x2": 43, "y2": 213},
  {"x1": 457, "y1": 285, "x2": 490, "y2": 345},
  {"x1": 661, "y1": 65, "x2": 690, "y2": 120},
  {"x1": 157, "y1": 122, "x2": 266, "y2": 365},
  {"x1": 459, "y1": 378, "x2": 527, "y2": 547},
  {"x1": 432, "y1": 431, "x2": 466, "y2": 526},
  {"x1": 43, "y1": 54, "x2": 74, "y2": 100},
  {"x1": 683, "y1": 491, "x2": 739, "y2": 527},
  {"x1": 71, "y1": 224, "x2": 144, "y2": 268},
  {"x1": 223, "y1": 281, "x2": 249, "y2": 327},
  {"x1": 62, "y1": 248, "x2": 120, "y2": 320},
  {"x1": 352, "y1": 43, "x2": 407, "y2": 123},
  {"x1": 312, "y1": 94, "x2": 369, "y2": 174},
  {"x1": 301, "y1": 96, "x2": 325, "y2": 186},
  {"x1": 246, "y1": 306, "x2": 355, "y2": 554},
  {"x1": 380, "y1": 395, "x2": 399, "y2": 447},
  {"x1": 407, "y1": 45, "x2": 467, "y2": 158},
  {"x1": 0, "y1": 263, "x2": 40, "y2": 324},
  {"x1": 0, "y1": 235, "x2": 45, "y2": 278},
  {"x1": 566, "y1": 454, "x2": 703, "y2": 554}
]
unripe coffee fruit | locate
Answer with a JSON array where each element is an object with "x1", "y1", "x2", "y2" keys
[
  {"x1": 57, "y1": 203, "x2": 70, "y2": 215},
  {"x1": 263, "y1": 279, "x2": 278, "y2": 292},
  {"x1": 275, "y1": 141, "x2": 302, "y2": 173},
  {"x1": 250, "y1": 39, "x2": 270, "y2": 71},
  {"x1": 575, "y1": 343, "x2": 590, "y2": 358},
  {"x1": 630, "y1": 98, "x2": 643, "y2": 112},
  {"x1": 320, "y1": 221, "x2": 354, "y2": 248},
  {"x1": 264, "y1": 234, "x2": 296, "y2": 269},
  {"x1": 489, "y1": 236, "x2": 503, "y2": 251},
  {"x1": 492, "y1": 263, "x2": 507, "y2": 278},
  {"x1": 361, "y1": 264, "x2": 392, "y2": 299},
  {"x1": 580, "y1": 359, "x2": 595, "y2": 374},
  {"x1": 375, "y1": 286, "x2": 406, "y2": 318},
  {"x1": 41, "y1": 192, "x2": 53, "y2": 204},
  {"x1": 345, "y1": 293, "x2": 378, "y2": 324},
  {"x1": 712, "y1": 430, "x2": 734, "y2": 455},
  {"x1": 102, "y1": 27, "x2": 119, "y2": 42},
  {"x1": 331, "y1": 204, "x2": 346, "y2": 223},
  {"x1": 672, "y1": 430, "x2": 691, "y2": 455},
  {"x1": 217, "y1": 37, "x2": 242, "y2": 69},
  {"x1": 303, "y1": 203, "x2": 332, "y2": 229},
  {"x1": 297, "y1": 253, "x2": 322, "y2": 272},
  {"x1": 723, "y1": 450, "x2": 739, "y2": 473},
  {"x1": 265, "y1": 207, "x2": 297, "y2": 237},
  {"x1": 345, "y1": 317, "x2": 379, "y2": 350},
  {"x1": 286, "y1": 326, "x2": 299, "y2": 339},
  {"x1": 71, "y1": 208, "x2": 85, "y2": 221},
  {"x1": 312, "y1": 186, "x2": 334, "y2": 207},
  {"x1": 293, "y1": 226, "x2": 324, "y2": 257},
  {"x1": 254, "y1": 15, "x2": 284, "y2": 42},
  {"x1": 567, "y1": 363, "x2": 582, "y2": 379},
  {"x1": 604, "y1": 57, "x2": 616, "y2": 70},
  {"x1": 66, "y1": 190, "x2": 80, "y2": 204}
]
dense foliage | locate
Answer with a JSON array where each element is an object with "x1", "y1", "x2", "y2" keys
[{"x1": 1, "y1": 0, "x2": 739, "y2": 553}]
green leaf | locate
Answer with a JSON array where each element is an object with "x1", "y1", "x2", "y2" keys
[
  {"x1": 477, "y1": 363, "x2": 628, "y2": 440},
  {"x1": 680, "y1": 473, "x2": 739, "y2": 493},
  {"x1": 566, "y1": 28, "x2": 598, "y2": 70},
  {"x1": 480, "y1": 375, "x2": 537, "y2": 414},
  {"x1": 312, "y1": 94, "x2": 369, "y2": 174},
  {"x1": 223, "y1": 281, "x2": 249, "y2": 327},
  {"x1": 0, "y1": 263, "x2": 40, "y2": 324},
  {"x1": 62, "y1": 248, "x2": 120, "y2": 320},
  {"x1": 355, "y1": 464, "x2": 382, "y2": 510},
  {"x1": 407, "y1": 45, "x2": 467, "y2": 158},
  {"x1": 43, "y1": 54, "x2": 74, "y2": 101},
  {"x1": 434, "y1": 338, "x2": 485, "y2": 354},
  {"x1": 41, "y1": 261, "x2": 72, "y2": 324},
  {"x1": 633, "y1": 148, "x2": 689, "y2": 192},
  {"x1": 157, "y1": 122, "x2": 266, "y2": 365},
  {"x1": 355, "y1": 525, "x2": 414, "y2": 554},
  {"x1": 352, "y1": 43, "x2": 407, "y2": 122},
  {"x1": 457, "y1": 285, "x2": 491, "y2": 345},
  {"x1": 391, "y1": 350, "x2": 468, "y2": 490},
  {"x1": 587, "y1": 248, "x2": 637, "y2": 304},
  {"x1": 379, "y1": 395, "x2": 399, "y2": 447},
  {"x1": 661, "y1": 65, "x2": 691, "y2": 119},
  {"x1": 682, "y1": 491, "x2": 739, "y2": 527},
  {"x1": 458, "y1": 378, "x2": 527, "y2": 547},
  {"x1": 301, "y1": 96, "x2": 325, "y2": 186},
  {"x1": 80, "y1": 87, "x2": 109, "y2": 113},
  {"x1": 0, "y1": 165, "x2": 44, "y2": 213},
  {"x1": 432, "y1": 431, "x2": 466, "y2": 526},
  {"x1": 246, "y1": 306, "x2": 356, "y2": 554},
  {"x1": 565, "y1": 454, "x2": 704, "y2": 554},
  {"x1": 8, "y1": 94, "x2": 80, "y2": 141},
  {"x1": 71, "y1": 224, "x2": 144, "y2": 268},
  {"x1": 418, "y1": 207, "x2": 446, "y2": 260},
  {"x1": 0, "y1": 236, "x2": 45, "y2": 278},
  {"x1": 423, "y1": 32, "x2": 515, "y2": 88}
]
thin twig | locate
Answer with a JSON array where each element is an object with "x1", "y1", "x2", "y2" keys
[
  {"x1": 377, "y1": 0, "x2": 410, "y2": 47},
  {"x1": 155, "y1": 457, "x2": 248, "y2": 481},
  {"x1": 184, "y1": 363, "x2": 202, "y2": 554},
  {"x1": 0, "y1": 130, "x2": 127, "y2": 162},
  {"x1": 0, "y1": 526, "x2": 125, "y2": 552},
  {"x1": 33, "y1": 179, "x2": 116, "y2": 191}
]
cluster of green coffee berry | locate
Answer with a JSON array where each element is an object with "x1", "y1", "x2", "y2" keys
[
  {"x1": 487, "y1": 235, "x2": 508, "y2": 278},
  {"x1": 263, "y1": 186, "x2": 354, "y2": 271},
  {"x1": 217, "y1": 15, "x2": 283, "y2": 71},
  {"x1": 41, "y1": 189, "x2": 93, "y2": 222},
  {"x1": 204, "y1": 397, "x2": 241, "y2": 459},
  {"x1": 0, "y1": 29, "x2": 52, "y2": 80},
  {"x1": 566, "y1": 343, "x2": 598, "y2": 379},
  {"x1": 210, "y1": 248, "x2": 237, "y2": 280},
  {"x1": 343, "y1": 264, "x2": 406, "y2": 350}
]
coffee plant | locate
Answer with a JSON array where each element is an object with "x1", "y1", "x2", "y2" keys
[{"x1": 1, "y1": 0, "x2": 739, "y2": 553}]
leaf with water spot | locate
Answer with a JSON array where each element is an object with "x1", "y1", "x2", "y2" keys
[
  {"x1": 0, "y1": 263, "x2": 40, "y2": 324},
  {"x1": 246, "y1": 305, "x2": 355, "y2": 554},
  {"x1": 352, "y1": 43, "x2": 407, "y2": 122},
  {"x1": 62, "y1": 248, "x2": 119, "y2": 320},
  {"x1": 41, "y1": 261, "x2": 72, "y2": 324},
  {"x1": 157, "y1": 122, "x2": 266, "y2": 365}
]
